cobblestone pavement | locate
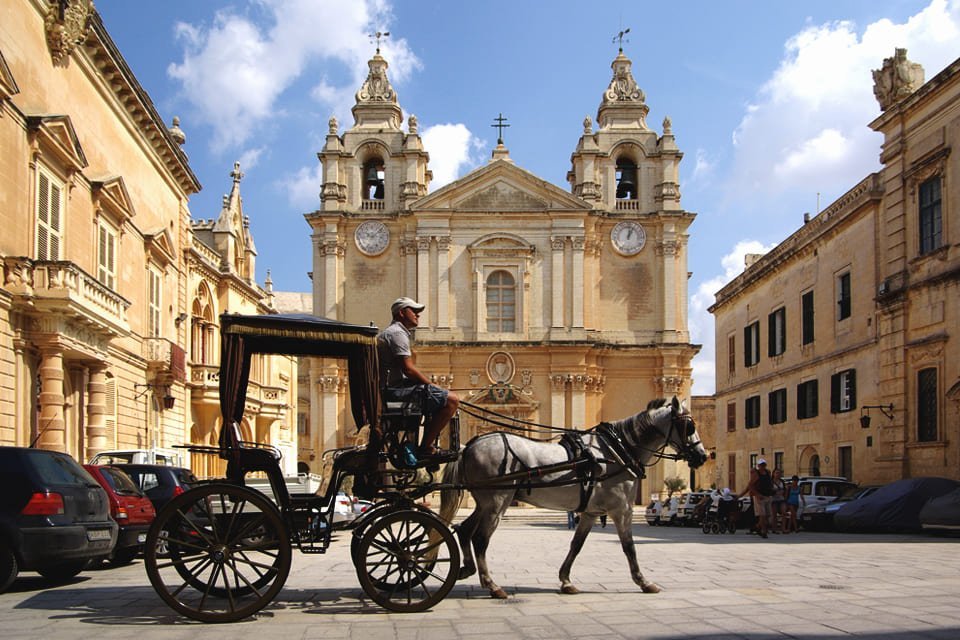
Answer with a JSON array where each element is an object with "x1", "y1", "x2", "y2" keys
[{"x1": 2, "y1": 508, "x2": 959, "y2": 639}]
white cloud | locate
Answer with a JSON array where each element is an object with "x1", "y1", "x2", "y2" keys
[
  {"x1": 167, "y1": 0, "x2": 420, "y2": 151},
  {"x1": 690, "y1": 240, "x2": 777, "y2": 395},
  {"x1": 237, "y1": 146, "x2": 265, "y2": 171},
  {"x1": 278, "y1": 163, "x2": 323, "y2": 211},
  {"x1": 689, "y1": 148, "x2": 715, "y2": 185},
  {"x1": 420, "y1": 123, "x2": 484, "y2": 189},
  {"x1": 728, "y1": 0, "x2": 960, "y2": 201}
]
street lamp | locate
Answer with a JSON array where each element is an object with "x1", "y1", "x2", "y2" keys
[{"x1": 860, "y1": 404, "x2": 895, "y2": 428}]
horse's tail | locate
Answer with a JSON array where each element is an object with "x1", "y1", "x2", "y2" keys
[{"x1": 439, "y1": 456, "x2": 464, "y2": 526}]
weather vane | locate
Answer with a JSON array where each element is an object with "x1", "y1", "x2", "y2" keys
[
  {"x1": 370, "y1": 31, "x2": 390, "y2": 54},
  {"x1": 613, "y1": 27, "x2": 630, "y2": 52}
]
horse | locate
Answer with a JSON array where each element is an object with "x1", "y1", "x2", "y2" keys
[{"x1": 438, "y1": 396, "x2": 708, "y2": 599}]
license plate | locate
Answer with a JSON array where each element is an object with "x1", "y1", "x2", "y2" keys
[
  {"x1": 137, "y1": 533, "x2": 147, "y2": 543},
  {"x1": 87, "y1": 529, "x2": 112, "y2": 541}
]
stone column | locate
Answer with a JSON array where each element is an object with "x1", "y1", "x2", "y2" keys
[
  {"x1": 571, "y1": 375, "x2": 587, "y2": 428},
  {"x1": 37, "y1": 349, "x2": 66, "y2": 451},
  {"x1": 571, "y1": 236, "x2": 585, "y2": 329},
  {"x1": 86, "y1": 364, "x2": 109, "y2": 457},
  {"x1": 550, "y1": 374, "x2": 567, "y2": 429},
  {"x1": 322, "y1": 234, "x2": 343, "y2": 319},
  {"x1": 551, "y1": 237, "x2": 565, "y2": 329},
  {"x1": 658, "y1": 238, "x2": 679, "y2": 337},
  {"x1": 416, "y1": 237, "x2": 431, "y2": 328},
  {"x1": 318, "y1": 372, "x2": 341, "y2": 451},
  {"x1": 437, "y1": 236, "x2": 450, "y2": 329}
]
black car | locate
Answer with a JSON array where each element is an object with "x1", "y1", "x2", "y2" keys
[
  {"x1": 112, "y1": 464, "x2": 199, "y2": 513},
  {"x1": 0, "y1": 447, "x2": 118, "y2": 593}
]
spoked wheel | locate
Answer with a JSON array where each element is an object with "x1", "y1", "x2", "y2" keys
[
  {"x1": 701, "y1": 519, "x2": 711, "y2": 534},
  {"x1": 354, "y1": 509, "x2": 459, "y2": 612},
  {"x1": 144, "y1": 483, "x2": 292, "y2": 623}
]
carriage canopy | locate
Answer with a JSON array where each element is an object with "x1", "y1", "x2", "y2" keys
[{"x1": 217, "y1": 313, "x2": 380, "y2": 450}]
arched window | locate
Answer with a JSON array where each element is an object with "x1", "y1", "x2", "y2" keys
[
  {"x1": 615, "y1": 158, "x2": 637, "y2": 200},
  {"x1": 362, "y1": 158, "x2": 385, "y2": 200},
  {"x1": 486, "y1": 270, "x2": 516, "y2": 332}
]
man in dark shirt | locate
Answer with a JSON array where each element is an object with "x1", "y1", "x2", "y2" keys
[
  {"x1": 740, "y1": 458, "x2": 774, "y2": 538},
  {"x1": 377, "y1": 297, "x2": 459, "y2": 462}
]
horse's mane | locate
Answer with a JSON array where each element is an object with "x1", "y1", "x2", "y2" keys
[{"x1": 645, "y1": 398, "x2": 669, "y2": 411}]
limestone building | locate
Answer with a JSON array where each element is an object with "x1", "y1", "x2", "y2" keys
[
  {"x1": 0, "y1": 0, "x2": 295, "y2": 475},
  {"x1": 304, "y1": 47, "x2": 700, "y2": 498},
  {"x1": 710, "y1": 50, "x2": 960, "y2": 488}
]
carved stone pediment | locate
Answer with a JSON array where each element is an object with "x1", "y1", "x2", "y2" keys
[
  {"x1": 45, "y1": 0, "x2": 95, "y2": 64},
  {"x1": 457, "y1": 181, "x2": 549, "y2": 210},
  {"x1": 0, "y1": 50, "x2": 20, "y2": 101},
  {"x1": 144, "y1": 227, "x2": 177, "y2": 267},
  {"x1": 26, "y1": 114, "x2": 88, "y2": 171},
  {"x1": 92, "y1": 175, "x2": 136, "y2": 226}
]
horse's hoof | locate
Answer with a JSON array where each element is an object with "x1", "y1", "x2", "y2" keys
[
  {"x1": 642, "y1": 582, "x2": 661, "y2": 594},
  {"x1": 458, "y1": 566, "x2": 476, "y2": 580},
  {"x1": 490, "y1": 588, "x2": 509, "y2": 599},
  {"x1": 560, "y1": 585, "x2": 580, "y2": 595}
]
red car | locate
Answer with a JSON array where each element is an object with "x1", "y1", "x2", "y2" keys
[{"x1": 83, "y1": 465, "x2": 156, "y2": 565}]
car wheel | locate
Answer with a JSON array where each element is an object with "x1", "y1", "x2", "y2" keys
[
  {"x1": 37, "y1": 559, "x2": 89, "y2": 582},
  {"x1": 0, "y1": 542, "x2": 18, "y2": 594}
]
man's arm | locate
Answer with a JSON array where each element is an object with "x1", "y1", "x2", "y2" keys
[
  {"x1": 398, "y1": 355, "x2": 431, "y2": 385},
  {"x1": 738, "y1": 470, "x2": 758, "y2": 498}
]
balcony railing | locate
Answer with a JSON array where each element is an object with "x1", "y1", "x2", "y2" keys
[
  {"x1": 615, "y1": 199, "x2": 640, "y2": 211},
  {"x1": 3, "y1": 257, "x2": 130, "y2": 334},
  {"x1": 143, "y1": 338, "x2": 187, "y2": 383}
]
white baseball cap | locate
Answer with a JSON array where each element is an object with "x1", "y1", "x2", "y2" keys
[
  {"x1": 391, "y1": 297, "x2": 425, "y2": 315},
  {"x1": 757, "y1": 458, "x2": 768, "y2": 466}
]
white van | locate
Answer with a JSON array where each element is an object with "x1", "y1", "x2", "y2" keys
[
  {"x1": 797, "y1": 476, "x2": 857, "y2": 516},
  {"x1": 88, "y1": 448, "x2": 186, "y2": 468}
]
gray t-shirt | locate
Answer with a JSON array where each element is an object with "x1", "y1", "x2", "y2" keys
[{"x1": 377, "y1": 321, "x2": 413, "y2": 387}]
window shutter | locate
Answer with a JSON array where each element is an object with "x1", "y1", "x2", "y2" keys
[
  {"x1": 849, "y1": 370, "x2": 856, "y2": 409},
  {"x1": 797, "y1": 385, "x2": 803, "y2": 419},
  {"x1": 743, "y1": 326, "x2": 750, "y2": 367},
  {"x1": 830, "y1": 373, "x2": 840, "y2": 414},
  {"x1": 768, "y1": 313, "x2": 776, "y2": 357}
]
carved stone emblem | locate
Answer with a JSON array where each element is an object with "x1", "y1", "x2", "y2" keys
[
  {"x1": 603, "y1": 52, "x2": 645, "y2": 104},
  {"x1": 45, "y1": 0, "x2": 95, "y2": 64},
  {"x1": 356, "y1": 54, "x2": 396, "y2": 103},
  {"x1": 486, "y1": 351, "x2": 515, "y2": 384},
  {"x1": 872, "y1": 48, "x2": 924, "y2": 111}
]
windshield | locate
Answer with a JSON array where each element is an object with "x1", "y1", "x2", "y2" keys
[
  {"x1": 27, "y1": 450, "x2": 98, "y2": 487},
  {"x1": 101, "y1": 466, "x2": 143, "y2": 496}
]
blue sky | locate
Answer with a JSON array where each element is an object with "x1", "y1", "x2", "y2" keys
[{"x1": 95, "y1": 0, "x2": 960, "y2": 395}]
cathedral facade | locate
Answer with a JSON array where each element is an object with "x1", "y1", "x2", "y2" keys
[{"x1": 304, "y1": 48, "x2": 700, "y2": 498}]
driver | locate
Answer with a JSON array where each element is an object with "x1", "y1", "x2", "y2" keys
[{"x1": 377, "y1": 297, "x2": 459, "y2": 464}]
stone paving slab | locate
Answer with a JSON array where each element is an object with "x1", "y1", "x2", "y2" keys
[{"x1": 1, "y1": 508, "x2": 958, "y2": 639}]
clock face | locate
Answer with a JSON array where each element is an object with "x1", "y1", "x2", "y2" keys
[
  {"x1": 611, "y1": 221, "x2": 646, "y2": 256},
  {"x1": 355, "y1": 221, "x2": 390, "y2": 256}
]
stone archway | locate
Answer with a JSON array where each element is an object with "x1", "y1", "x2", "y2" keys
[{"x1": 798, "y1": 445, "x2": 821, "y2": 477}]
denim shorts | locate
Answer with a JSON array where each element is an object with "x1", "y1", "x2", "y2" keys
[{"x1": 383, "y1": 383, "x2": 448, "y2": 415}]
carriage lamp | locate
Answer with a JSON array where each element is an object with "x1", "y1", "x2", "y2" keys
[
  {"x1": 860, "y1": 404, "x2": 895, "y2": 428},
  {"x1": 163, "y1": 394, "x2": 176, "y2": 410}
]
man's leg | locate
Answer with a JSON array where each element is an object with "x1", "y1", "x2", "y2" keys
[{"x1": 420, "y1": 391, "x2": 459, "y2": 452}]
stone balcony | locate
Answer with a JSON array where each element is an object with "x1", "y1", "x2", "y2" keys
[
  {"x1": 143, "y1": 337, "x2": 187, "y2": 384},
  {"x1": 2, "y1": 257, "x2": 130, "y2": 336}
]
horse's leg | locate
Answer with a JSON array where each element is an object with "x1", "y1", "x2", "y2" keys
[
  {"x1": 558, "y1": 513, "x2": 596, "y2": 594},
  {"x1": 612, "y1": 508, "x2": 661, "y2": 593},
  {"x1": 472, "y1": 493, "x2": 511, "y2": 599},
  {"x1": 455, "y1": 507, "x2": 479, "y2": 580}
]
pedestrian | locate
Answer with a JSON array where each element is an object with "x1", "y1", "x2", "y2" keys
[
  {"x1": 739, "y1": 458, "x2": 774, "y2": 538},
  {"x1": 377, "y1": 297, "x2": 460, "y2": 465},
  {"x1": 771, "y1": 468, "x2": 787, "y2": 533},
  {"x1": 567, "y1": 511, "x2": 577, "y2": 529},
  {"x1": 784, "y1": 474, "x2": 801, "y2": 533}
]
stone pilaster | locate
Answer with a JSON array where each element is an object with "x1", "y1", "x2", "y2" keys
[
  {"x1": 37, "y1": 349, "x2": 65, "y2": 451},
  {"x1": 86, "y1": 364, "x2": 108, "y2": 457}
]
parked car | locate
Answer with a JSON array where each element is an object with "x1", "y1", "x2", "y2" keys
[
  {"x1": 83, "y1": 465, "x2": 156, "y2": 565},
  {"x1": 111, "y1": 464, "x2": 199, "y2": 514},
  {"x1": 835, "y1": 477, "x2": 960, "y2": 533},
  {"x1": 919, "y1": 487, "x2": 960, "y2": 533},
  {"x1": 88, "y1": 448, "x2": 186, "y2": 468},
  {"x1": 353, "y1": 498, "x2": 374, "y2": 517},
  {"x1": 644, "y1": 500, "x2": 663, "y2": 526},
  {"x1": 0, "y1": 447, "x2": 118, "y2": 593},
  {"x1": 333, "y1": 492, "x2": 355, "y2": 524},
  {"x1": 676, "y1": 491, "x2": 712, "y2": 526},
  {"x1": 800, "y1": 485, "x2": 879, "y2": 531},
  {"x1": 797, "y1": 476, "x2": 857, "y2": 517}
]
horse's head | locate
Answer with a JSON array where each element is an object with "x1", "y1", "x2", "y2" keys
[{"x1": 664, "y1": 397, "x2": 708, "y2": 469}]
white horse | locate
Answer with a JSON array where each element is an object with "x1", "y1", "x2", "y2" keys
[{"x1": 439, "y1": 397, "x2": 708, "y2": 598}]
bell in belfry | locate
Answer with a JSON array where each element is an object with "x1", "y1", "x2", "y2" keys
[{"x1": 364, "y1": 164, "x2": 384, "y2": 200}]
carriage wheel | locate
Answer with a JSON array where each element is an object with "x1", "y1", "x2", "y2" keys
[
  {"x1": 701, "y1": 520, "x2": 711, "y2": 534},
  {"x1": 144, "y1": 483, "x2": 292, "y2": 623},
  {"x1": 354, "y1": 509, "x2": 459, "y2": 612}
]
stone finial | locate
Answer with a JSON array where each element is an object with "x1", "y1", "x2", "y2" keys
[
  {"x1": 168, "y1": 116, "x2": 186, "y2": 145},
  {"x1": 603, "y1": 51, "x2": 645, "y2": 104},
  {"x1": 872, "y1": 48, "x2": 924, "y2": 111},
  {"x1": 583, "y1": 116, "x2": 592, "y2": 134},
  {"x1": 230, "y1": 161, "x2": 244, "y2": 184},
  {"x1": 408, "y1": 113, "x2": 418, "y2": 134},
  {"x1": 355, "y1": 54, "x2": 396, "y2": 103},
  {"x1": 662, "y1": 116, "x2": 672, "y2": 135},
  {"x1": 328, "y1": 116, "x2": 338, "y2": 134}
]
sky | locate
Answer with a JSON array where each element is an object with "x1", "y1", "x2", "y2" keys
[{"x1": 94, "y1": 0, "x2": 960, "y2": 396}]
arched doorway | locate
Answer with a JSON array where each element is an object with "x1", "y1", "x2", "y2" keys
[{"x1": 798, "y1": 445, "x2": 821, "y2": 477}]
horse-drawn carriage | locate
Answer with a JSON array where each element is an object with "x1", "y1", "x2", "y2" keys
[{"x1": 143, "y1": 313, "x2": 707, "y2": 622}]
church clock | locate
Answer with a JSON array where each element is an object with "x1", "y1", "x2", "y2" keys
[
  {"x1": 354, "y1": 220, "x2": 390, "y2": 256},
  {"x1": 611, "y1": 221, "x2": 646, "y2": 256}
]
